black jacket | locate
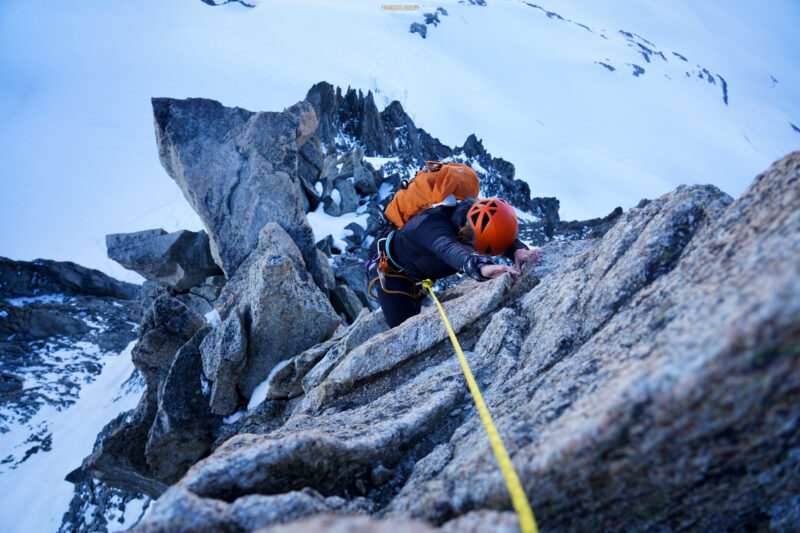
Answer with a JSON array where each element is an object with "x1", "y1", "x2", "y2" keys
[{"x1": 388, "y1": 204, "x2": 528, "y2": 281}]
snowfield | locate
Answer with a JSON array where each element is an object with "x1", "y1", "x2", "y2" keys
[{"x1": 1, "y1": 0, "x2": 797, "y2": 283}]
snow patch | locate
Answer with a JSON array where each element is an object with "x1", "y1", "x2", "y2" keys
[
  {"x1": 0, "y1": 341, "x2": 143, "y2": 533},
  {"x1": 247, "y1": 358, "x2": 293, "y2": 410},
  {"x1": 200, "y1": 374, "x2": 211, "y2": 396},
  {"x1": 5, "y1": 294, "x2": 68, "y2": 307},
  {"x1": 363, "y1": 156, "x2": 399, "y2": 168},
  {"x1": 204, "y1": 308, "x2": 221, "y2": 326},
  {"x1": 306, "y1": 204, "x2": 369, "y2": 252},
  {"x1": 378, "y1": 182, "x2": 394, "y2": 201},
  {"x1": 222, "y1": 410, "x2": 246, "y2": 425},
  {"x1": 471, "y1": 159, "x2": 488, "y2": 174},
  {"x1": 515, "y1": 210, "x2": 541, "y2": 223}
]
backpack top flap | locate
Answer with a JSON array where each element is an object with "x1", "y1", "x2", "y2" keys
[{"x1": 385, "y1": 162, "x2": 480, "y2": 228}]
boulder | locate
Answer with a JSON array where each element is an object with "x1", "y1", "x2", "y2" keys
[
  {"x1": 199, "y1": 307, "x2": 248, "y2": 415},
  {"x1": 133, "y1": 488, "x2": 373, "y2": 533},
  {"x1": 106, "y1": 228, "x2": 222, "y2": 291},
  {"x1": 335, "y1": 146, "x2": 377, "y2": 195},
  {"x1": 81, "y1": 295, "x2": 206, "y2": 497},
  {"x1": 140, "y1": 275, "x2": 225, "y2": 318},
  {"x1": 316, "y1": 235, "x2": 334, "y2": 257},
  {"x1": 132, "y1": 296, "x2": 207, "y2": 391},
  {"x1": 343, "y1": 222, "x2": 366, "y2": 248},
  {"x1": 152, "y1": 97, "x2": 327, "y2": 293},
  {"x1": 316, "y1": 250, "x2": 336, "y2": 291},
  {"x1": 258, "y1": 308, "x2": 387, "y2": 402},
  {"x1": 239, "y1": 224, "x2": 340, "y2": 398},
  {"x1": 146, "y1": 326, "x2": 222, "y2": 483},
  {"x1": 254, "y1": 514, "x2": 438, "y2": 533},
  {"x1": 423, "y1": 12, "x2": 441, "y2": 26},
  {"x1": 139, "y1": 280, "x2": 171, "y2": 314},
  {"x1": 330, "y1": 285, "x2": 364, "y2": 323},
  {"x1": 322, "y1": 177, "x2": 359, "y2": 216},
  {"x1": 200, "y1": 223, "x2": 340, "y2": 414},
  {"x1": 297, "y1": 139, "x2": 325, "y2": 212},
  {"x1": 410, "y1": 22, "x2": 427, "y2": 38},
  {"x1": 333, "y1": 257, "x2": 370, "y2": 306}
]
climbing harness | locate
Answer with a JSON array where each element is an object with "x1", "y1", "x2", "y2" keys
[
  {"x1": 367, "y1": 234, "x2": 429, "y2": 301},
  {"x1": 422, "y1": 279, "x2": 539, "y2": 533}
]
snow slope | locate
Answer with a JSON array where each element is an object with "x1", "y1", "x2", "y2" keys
[
  {"x1": 0, "y1": 0, "x2": 797, "y2": 283},
  {"x1": 0, "y1": 341, "x2": 145, "y2": 532}
]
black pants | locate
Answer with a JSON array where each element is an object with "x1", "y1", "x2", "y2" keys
[
  {"x1": 368, "y1": 264, "x2": 425, "y2": 328},
  {"x1": 367, "y1": 233, "x2": 426, "y2": 328}
]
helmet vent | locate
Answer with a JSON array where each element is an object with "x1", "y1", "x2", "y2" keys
[{"x1": 479, "y1": 214, "x2": 490, "y2": 231}]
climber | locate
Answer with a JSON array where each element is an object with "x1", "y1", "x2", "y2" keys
[{"x1": 367, "y1": 195, "x2": 541, "y2": 328}]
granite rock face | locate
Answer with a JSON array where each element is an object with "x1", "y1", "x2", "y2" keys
[
  {"x1": 106, "y1": 228, "x2": 222, "y2": 291},
  {"x1": 146, "y1": 326, "x2": 222, "y2": 481},
  {"x1": 200, "y1": 223, "x2": 340, "y2": 414},
  {"x1": 129, "y1": 153, "x2": 800, "y2": 532},
  {"x1": 152, "y1": 97, "x2": 327, "y2": 292},
  {"x1": 81, "y1": 295, "x2": 208, "y2": 497}
]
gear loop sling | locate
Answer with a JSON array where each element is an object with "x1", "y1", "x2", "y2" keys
[
  {"x1": 423, "y1": 278, "x2": 539, "y2": 533},
  {"x1": 367, "y1": 234, "x2": 429, "y2": 301}
]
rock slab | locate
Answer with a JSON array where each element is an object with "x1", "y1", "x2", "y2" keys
[
  {"x1": 106, "y1": 228, "x2": 222, "y2": 291},
  {"x1": 152, "y1": 97, "x2": 327, "y2": 292}
]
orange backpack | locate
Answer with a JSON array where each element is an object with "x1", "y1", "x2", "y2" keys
[{"x1": 384, "y1": 161, "x2": 480, "y2": 228}]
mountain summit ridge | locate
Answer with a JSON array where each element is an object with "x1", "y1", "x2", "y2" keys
[
  {"x1": 2, "y1": 84, "x2": 798, "y2": 532},
  {"x1": 80, "y1": 83, "x2": 800, "y2": 531}
]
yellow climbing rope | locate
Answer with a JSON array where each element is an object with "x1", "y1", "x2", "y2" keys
[{"x1": 423, "y1": 279, "x2": 538, "y2": 533}]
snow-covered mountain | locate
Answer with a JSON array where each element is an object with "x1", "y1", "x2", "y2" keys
[
  {"x1": 0, "y1": 259, "x2": 147, "y2": 532},
  {"x1": 0, "y1": 3, "x2": 798, "y2": 529},
  {"x1": 0, "y1": 0, "x2": 797, "y2": 284}
]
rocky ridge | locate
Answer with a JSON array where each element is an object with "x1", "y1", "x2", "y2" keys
[
  {"x1": 147, "y1": 81, "x2": 614, "y2": 326},
  {"x1": 128, "y1": 151, "x2": 800, "y2": 532},
  {"x1": 49, "y1": 80, "x2": 800, "y2": 532}
]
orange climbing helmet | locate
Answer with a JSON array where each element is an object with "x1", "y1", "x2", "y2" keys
[{"x1": 468, "y1": 198, "x2": 518, "y2": 256}]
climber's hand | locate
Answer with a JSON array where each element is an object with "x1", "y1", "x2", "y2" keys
[
  {"x1": 514, "y1": 248, "x2": 542, "y2": 271},
  {"x1": 479, "y1": 264, "x2": 521, "y2": 284}
]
